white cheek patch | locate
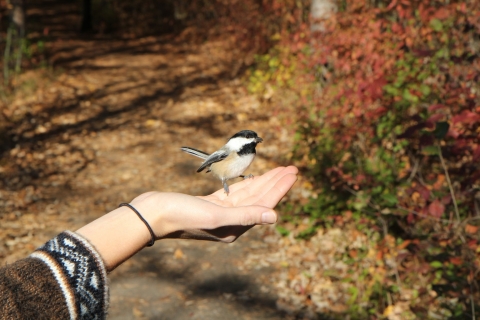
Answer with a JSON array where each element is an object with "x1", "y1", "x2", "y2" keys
[{"x1": 226, "y1": 137, "x2": 255, "y2": 151}]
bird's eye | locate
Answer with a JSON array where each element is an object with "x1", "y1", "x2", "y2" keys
[{"x1": 246, "y1": 134, "x2": 252, "y2": 139}]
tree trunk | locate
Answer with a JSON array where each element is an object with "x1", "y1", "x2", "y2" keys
[
  {"x1": 173, "y1": 0, "x2": 188, "y2": 20},
  {"x1": 309, "y1": 0, "x2": 337, "y2": 96},
  {"x1": 4, "y1": 0, "x2": 26, "y2": 84},
  {"x1": 310, "y1": 0, "x2": 337, "y2": 33},
  {"x1": 81, "y1": 0, "x2": 92, "y2": 32}
]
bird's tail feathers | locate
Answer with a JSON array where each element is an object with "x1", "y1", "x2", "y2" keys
[{"x1": 180, "y1": 147, "x2": 209, "y2": 159}]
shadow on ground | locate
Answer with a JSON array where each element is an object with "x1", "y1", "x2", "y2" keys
[{"x1": 0, "y1": 1, "x2": 314, "y2": 319}]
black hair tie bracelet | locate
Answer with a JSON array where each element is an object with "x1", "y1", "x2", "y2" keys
[{"x1": 119, "y1": 203, "x2": 156, "y2": 247}]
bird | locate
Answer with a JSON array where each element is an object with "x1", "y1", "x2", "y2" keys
[{"x1": 180, "y1": 130, "x2": 263, "y2": 195}]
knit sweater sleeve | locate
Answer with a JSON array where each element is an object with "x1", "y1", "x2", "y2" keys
[{"x1": 0, "y1": 230, "x2": 109, "y2": 320}]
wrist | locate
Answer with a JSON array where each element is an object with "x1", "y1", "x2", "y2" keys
[
  {"x1": 131, "y1": 192, "x2": 211, "y2": 239},
  {"x1": 130, "y1": 191, "x2": 174, "y2": 238},
  {"x1": 119, "y1": 203, "x2": 156, "y2": 247}
]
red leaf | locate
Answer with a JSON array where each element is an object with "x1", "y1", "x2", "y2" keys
[
  {"x1": 452, "y1": 110, "x2": 480, "y2": 125},
  {"x1": 449, "y1": 257, "x2": 463, "y2": 266},
  {"x1": 366, "y1": 77, "x2": 387, "y2": 99},
  {"x1": 441, "y1": 195, "x2": 452, "y2": 205},
  {"x1": 467, "y1": 239, "x2": 477, "y2": 250},
  {"x1": 473, "y1": 146, "x2": 480, "y2": 161},
  {"x1": 428, "y1": 104, "x2": 446, "y2": 112},
  {"x1": 426, "y1": 114, "x2": 445, "y2": 124},
  {"x1": 434, "y1": 8, "x2": 450, "y2": 20},
  {"x1": 413, "y1": 49, "x2": 433, "y2": 58},
  {"x1": 428, "y1": 199, "x2": 444, "y2": 219},
  {"x1": 387, "y1": 0, "x2": 397, "y2": 10},
  {"x1": 453, "y1": 139, "x2": 468, "y2": 152},
  {"x1": 417, "y1": 185, "x2": 431, "y2": 200},
  {"x1": 424, "y1": 121, "x2": 435, "y2": 130},
  {"x1": 392, "y1": 23, "x2": 403, "y2": 34},
  {"x1": 407, "y1": 213, "x2": 415, "y2": 224},
  {"x1": 375, "y1": 106, "x2": 387, "y2": 116},
  {"x1": 447, "y1": 127, "x2": 460, "y2": 139}
]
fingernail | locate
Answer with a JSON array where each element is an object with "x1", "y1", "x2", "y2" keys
[{"x1": 261, "y1": 212, "x2": 277, "y2": 224}]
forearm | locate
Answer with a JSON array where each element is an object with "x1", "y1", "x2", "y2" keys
[{"x1": 76, "y1": 194, "x2": 158, "y2": 272}]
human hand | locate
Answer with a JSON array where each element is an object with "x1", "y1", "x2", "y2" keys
[
  {"x1": 76, "y1": 166, "x2": 297, "y2": 270},
  {"x1": 132, "y1": 166, "x2": 298, "y2": 242}
]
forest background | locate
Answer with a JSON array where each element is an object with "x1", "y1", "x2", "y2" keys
[{"x1": 0, "y1": 0, "x2": 479, "y2": 319}]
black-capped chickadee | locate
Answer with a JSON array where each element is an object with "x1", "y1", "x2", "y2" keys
[{"x1": 181, "y1": 130, "x2": 263, "y2": 195}]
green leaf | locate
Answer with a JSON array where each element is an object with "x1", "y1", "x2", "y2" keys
[
  {"x1": 435, "y1": 47, "x2": 449, "y2": 59},
  {"x1": 384, "y1": 84, "x2": 400, "y2": 96},
  {"x1": 276, "y1": 225, "x2": 290, "y2": 236},
  {"x1": 430, "y1": 261, "x2": 443, "y2": 268},
  {"x1": 353, "y1": 191, "x2": 369, "y2": 211},
  {"x1": 422, "y1": 145, "x2": 439, "y2": 155},
  {"x1": 268, "y1": 57, "x2": 280, "y2": 68},
  {"x1": 430, "y1": 18, "x2": 443, "y2": 32},
  {"x1": 433, "y1": 121, "x2": 450, "y2": 139},
  {"x1": 402, "y1": 89, "x2": 419, "y2": 103},
  {"x1": 412, "y1": 289, "x2": 419, "y2": 299},
  {"x1": 381, "y1": 193, "x2": 398, "y2": 206},
  {"x1": 419, "y1": 84, "x2": 431, "y2": 96},
  {"x1": 347, "y1": 286, "x2": 359, "y2": 305},
  {"x1": 372, "y1": 186, "x2": 383, "y2": 195},
  {"x1": 296, "y1": 226, "x2": 318, "y2": 239}
]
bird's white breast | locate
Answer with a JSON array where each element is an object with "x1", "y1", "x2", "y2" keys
[{"x1": 210, "y1": 152, "x2": 255, "y2": 180}]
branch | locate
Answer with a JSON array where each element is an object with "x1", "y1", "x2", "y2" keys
[{"x1": 437, "y1": 142, "x2": 461, "y2": 223}]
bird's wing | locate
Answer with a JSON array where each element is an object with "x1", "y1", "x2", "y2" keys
[
  {"x1": 180, "y1": 147, "x2": 209, "y2": 160},
  {"x1": 196, "y1": 150, "x2": 228, "y2": 173}
]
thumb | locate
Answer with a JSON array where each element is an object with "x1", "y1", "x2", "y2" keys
[{"x1": 217, "y1": 206, "x2": 278, "y2": 227}]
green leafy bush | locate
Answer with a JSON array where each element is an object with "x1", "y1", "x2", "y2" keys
[{"x1": 252, "y1": 0, "x2": 480, "y2": 317}]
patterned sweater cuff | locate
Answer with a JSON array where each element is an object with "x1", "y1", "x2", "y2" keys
[{"x1": 30, "y1": 230, "x2": 109, "y2": 320}]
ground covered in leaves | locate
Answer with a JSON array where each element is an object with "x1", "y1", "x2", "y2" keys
[{"x1": 2, "y1": 1, "x2": 477, "y2": 320}]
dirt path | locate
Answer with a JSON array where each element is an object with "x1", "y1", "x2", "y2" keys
[{"x1": 1, "y1": 2, "x2": 297, "y2": 319}]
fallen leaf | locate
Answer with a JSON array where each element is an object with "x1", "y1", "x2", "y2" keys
[
  {"x1": 174, "y1": 248, "x2": 185, "y2": 259},
  {"x1": 428, "y1": 199, "x2": 444, "y2": 219},
  {"x1": 132, "y1": 307, "x2": 144, "y2": 319},
  {"x1": 383, "y1": 305, "x2": 394, "y2": 316},
  {"x1": 449, "y1": 257, "x2": 462, "y2": 265},
  {"x1": 465, "y1": 224, "x2": 479, "y2": 234}
]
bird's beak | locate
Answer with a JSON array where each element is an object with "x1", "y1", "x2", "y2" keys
[{"x1": 256, "y1": 137, "x2": 263, "y2": 143}]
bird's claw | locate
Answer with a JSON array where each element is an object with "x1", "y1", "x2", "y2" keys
[
  {"x1": 223, "y1": 180, "x2": 230, "y2": 195},
  {"x1": 240, "y1": 174, "x2": 254, "y2": 180}
]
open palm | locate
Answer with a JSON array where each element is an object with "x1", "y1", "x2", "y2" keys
[{"x1": 142, "y1": 166, "x2": 298, "y2": 242}]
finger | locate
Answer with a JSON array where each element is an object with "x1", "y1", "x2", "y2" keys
[
  {"x1": 229, "y1": 166, "x2": 298, "y2": 205},
  {"x1": 210, "y1": 166, "x2": 287, "y2": 198},
  {"x1": 154, "y1": 195, "x2": 276, "y2": 233},
  {"x1": 200, "y1": 166, "x2": 298, "y2": 207},
  {"x1": 162, "y1": 226, "x2": 253, "y2": 243},
  {"x1": 226, "y1": 166, "x2": 298, "y2": 202},
  {"x1": 212, "y1": 206, "x2": 277, "y2": 227},
  {"x1": 252, "y1": 173, "x2": 298, "y2": 208},
  {"x1": 245, "y1": 166, "x2": 298, "y2": 197}
]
